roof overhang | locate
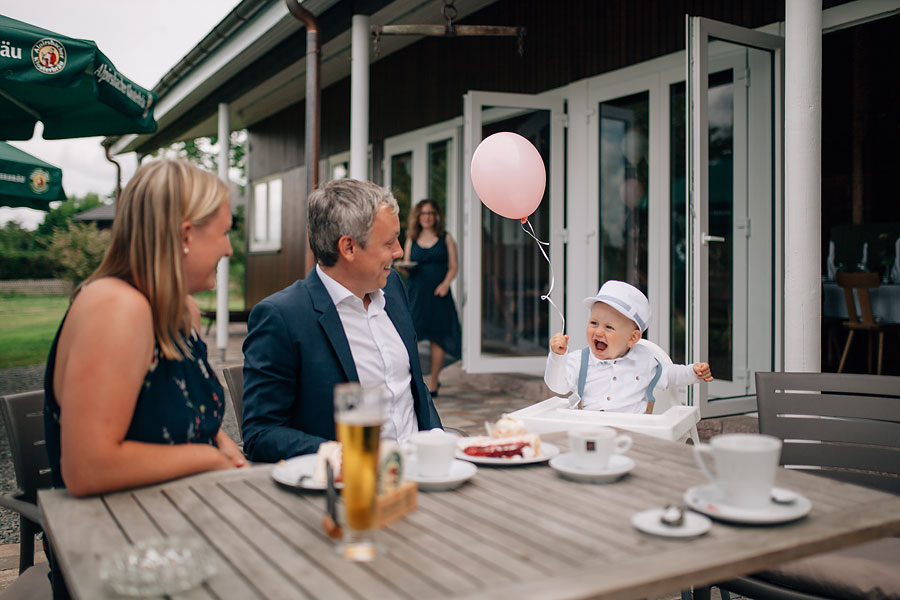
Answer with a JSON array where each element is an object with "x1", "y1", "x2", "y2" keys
[{"x1": 109, "y1": 0, "x2": 497, "y2": 156}]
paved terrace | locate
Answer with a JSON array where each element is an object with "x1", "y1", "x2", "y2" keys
[{"x1": 0, "y1": 321, "x2": 756, "y2": 597}]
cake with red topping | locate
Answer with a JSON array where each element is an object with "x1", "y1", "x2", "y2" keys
[{"x1": 460, "y1": 416, "x2": 542, "y2": 459}]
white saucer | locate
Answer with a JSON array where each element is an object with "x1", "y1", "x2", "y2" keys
[
  {"x1": 271, "y1": 454, "x2": 341, "y2": 491},
  {"x1": 405, "y1": 459, "x2": 477, "y2": 491},
  {"x1": 631, "y1": 508, "x2": 712, "y2": 538},
  {"x1": 548, "y1": 453, "x2": 634, "y2": 483},
  {"x1": 684, "y1": 484, "x2": 812, "y2": 525}
]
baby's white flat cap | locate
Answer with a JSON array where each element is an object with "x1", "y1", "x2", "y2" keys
[{"x1": 583, "y1": 280, "x2": 651, "y2": 332}]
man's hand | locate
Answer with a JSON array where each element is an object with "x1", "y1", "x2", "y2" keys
[
  {"x1": 550, "y1": 333, "x2": 568, "y2": 355},
  {"x1": 693, "y1": 362, "x2": 713, "y2": 382}
]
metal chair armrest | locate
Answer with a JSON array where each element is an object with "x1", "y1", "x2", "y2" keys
[{"x1": 0, "y1": 492, "x2": 44, "y2": 527}]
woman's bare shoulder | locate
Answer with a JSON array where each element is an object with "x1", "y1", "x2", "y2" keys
[{"x1": 70, "y1": 278, "x2": 152, "y2": 326}]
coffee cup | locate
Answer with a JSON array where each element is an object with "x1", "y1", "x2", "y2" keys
[
  {"x1": 408, "y1": 429, "x2": 457, "y2": 477},
  {"x1": 693, "y1": 433, "x2": 782, "y2": 508},
  {"x1": 569, "y1": 428, "x2": 632, "y2": 470}
]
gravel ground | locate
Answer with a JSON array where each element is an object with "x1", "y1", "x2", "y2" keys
[{"x1": 0, "y1": 364, "x2": 46, "y2": 545}]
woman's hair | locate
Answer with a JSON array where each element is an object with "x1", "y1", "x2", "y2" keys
[
  {"x1": 79, "y1": 158, "x2": 228, "y2": 359},
  {"x1": 406, "y1": 199, "x2": 444, "y2": 242},
  {"x1": 307, "y1": 178, "x2": 399, "y2": 267}
]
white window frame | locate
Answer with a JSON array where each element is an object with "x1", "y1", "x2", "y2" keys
[{"x1": 249, "y1": 175, "x2": 282, "y2": 253}]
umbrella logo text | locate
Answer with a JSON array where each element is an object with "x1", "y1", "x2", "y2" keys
[
  {"x1": 31, "y1": 38, "x2": 66, "y2": 75},
  {"x1": 29, "y1": 169, "x2": 50, "y2": 194},
  {"x1": 0, "y1": 40, "x2": 23, "y2": 60}
]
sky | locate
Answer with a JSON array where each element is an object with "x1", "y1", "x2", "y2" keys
[{"x1": 0, "y1": 0, "x2": 243, "y2": 228}]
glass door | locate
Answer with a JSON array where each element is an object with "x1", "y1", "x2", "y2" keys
[
  {"x1": 384, "y1": 120, "x2": 462, "y2": 272},
  {"x1": 687, "y1": 17, "x2": 783, "y2": 416},
  {"x1": 462, "y1": 91, "x2": 564, "y2": 374}
]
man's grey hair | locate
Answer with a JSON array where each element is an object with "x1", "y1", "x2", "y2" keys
[{"x1": 308, "y1": 179, "x2": 400, "y2": 267}]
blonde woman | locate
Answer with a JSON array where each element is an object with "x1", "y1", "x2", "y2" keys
[
  {"x1": 44, "y1": 159, "x2": 246, "y2": 499},
  {"x1": 403, "y1": 200, "x2": 461, "y2": 396}
]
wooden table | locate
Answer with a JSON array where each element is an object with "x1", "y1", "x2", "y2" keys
[{"x1": 39, "y1": 433, "x2": 900, "y2": 600}]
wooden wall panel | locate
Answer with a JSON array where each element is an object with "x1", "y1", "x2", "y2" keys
[
  {"x1": 249, "y1": 0, "x2": 782, "y2": 182},
  {"x1": 245, "y1": 165, "x2": 308, "y2": 306}
]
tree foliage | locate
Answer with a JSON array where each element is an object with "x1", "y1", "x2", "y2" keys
[
  {"x1": 0, "y1": 193, "x2": 108, "y2": 280},
  {"x1": 46, "y1": 222, "x2": 110, "y2": 284}
]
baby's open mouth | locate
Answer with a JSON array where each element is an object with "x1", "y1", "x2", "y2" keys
[{"x1": 594, "y1": 340, "x2": 607, "y2": 353}]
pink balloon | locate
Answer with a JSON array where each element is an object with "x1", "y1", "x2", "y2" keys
[{"x1": 471, "y1": 132, "x2": 546, "y2": 220}]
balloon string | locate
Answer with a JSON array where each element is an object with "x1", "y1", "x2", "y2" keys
[{"x1": 521, "y1": 218, "x2": 565, "y2": 334}]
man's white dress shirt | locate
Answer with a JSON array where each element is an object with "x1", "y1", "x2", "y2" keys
[
  {"x1": 317, "y1": 265, "x2": 418, "y2": 443},
  {"x1": 544, "y1": 343, "x2": 699, "y2": 414}
]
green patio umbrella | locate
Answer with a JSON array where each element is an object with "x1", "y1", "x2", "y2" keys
[
  {"x1": 0, "y1": 141, "x2": 65, "y2": 210},
  {"x1": 0, "y1": 14, "x2": 157, "y2": 140}
]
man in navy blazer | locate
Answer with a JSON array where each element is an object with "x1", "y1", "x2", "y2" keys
[{"x1": 241, "y1": 179, "x2": 443, "y2": 462}]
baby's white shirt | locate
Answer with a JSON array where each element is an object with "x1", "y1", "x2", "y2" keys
[{"x1": 543, "y1": 344, "x2": 699, "y2": 413}]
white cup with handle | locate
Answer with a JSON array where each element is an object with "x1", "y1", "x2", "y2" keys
[
  {"x1": 408, "y1": 429, "x2": 458, "y2": 477},
  {"x1": 569, "y1": 428, "x2": 632, "y2": 470},
  {"x1": 693, "y1": 433, "x2": 782, "y2": 508}
]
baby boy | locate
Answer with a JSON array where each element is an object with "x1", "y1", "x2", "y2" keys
[{"x1": 544, "y1": 280, "x2": 713, "y2": 414}]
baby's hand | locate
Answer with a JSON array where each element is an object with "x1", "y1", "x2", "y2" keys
[
  {"x1": 550, "y1": 333, "x2": 568, "y2": 355},
  {"x1": 694, "y1": 362, "x2": 713, "y2": 382}
]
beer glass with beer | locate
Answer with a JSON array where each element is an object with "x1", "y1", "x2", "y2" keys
[{"x1": 333, "y1": 382, "x2": 387, "y2": 561}]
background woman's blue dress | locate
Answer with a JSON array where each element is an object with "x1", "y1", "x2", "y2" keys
[{"x1": 408, "y1": 234, "x2": 462, "y2": 358}]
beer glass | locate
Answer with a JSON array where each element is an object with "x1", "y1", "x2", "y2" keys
[{"x1": 333, "y1": 382, "x2": 387, "y2": 561}]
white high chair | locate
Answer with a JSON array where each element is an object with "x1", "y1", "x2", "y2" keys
[
  {"x1": 636, "y1": 339, "x2": 701, "y2": 444},
  {"x1": 508, "y1": 339, "x2": 701, "y2": 444}
]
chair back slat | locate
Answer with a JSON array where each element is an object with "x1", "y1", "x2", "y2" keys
[
  {"x1": 836, "y1": 271, "x2": 880, "y2": 326},
  {"x1": 222, "y1": 365, "x2": 243, "y2": 425},
  {"x1": 755, "y1": 371, "x2": 900, "y2": 494},
  {"x1": 781, "y1": 442, "x2": 900, "y2": 476},
  {"x1": 768, "y1": 417, "x2": 900, "y2": 449},
  {"x1": 767, "y1": 390, "x2": 900, "y2": 422},
  {"x1": 0, "y1": 391, "x2": 52, "y2": 502}
]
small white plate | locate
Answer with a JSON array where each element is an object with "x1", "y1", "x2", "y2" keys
[
  {"x1": 456, "y1": 441, "x2": 560, "y2": 465},
  {"x1": 549, "y1": 453, "x2": 635, "y2": 483},
  {"x1": 271, "y1": 454, "x2": 342, "y2": 491},
  {"x1": 405, "y1": 459, "x2": 477, "y2": 491},
  {"x1": 631, "y1": 508, "x2": 712, "y2": 538},
  {"x1": 684, "y1": 484, "x2": 812, "y2": 525}
]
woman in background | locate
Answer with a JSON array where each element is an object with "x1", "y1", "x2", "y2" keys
[
  {"x1": 44, "y1": 158, "x2": 246, "y2": 499},
  {"x1": 404, "y1": 200, "x2": 462, "y2": 396}
]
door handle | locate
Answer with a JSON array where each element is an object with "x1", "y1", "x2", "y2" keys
[{"x1": 701, "y1": 233, "x2": 726, "y2": 245}]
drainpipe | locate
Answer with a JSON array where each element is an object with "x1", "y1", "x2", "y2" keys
[
  {"x1": 285, "y1": 0, "x2": 320, "y2": 274},
  {"x1": 102, "y1": 141, "x2": 122, "y2": 203}
]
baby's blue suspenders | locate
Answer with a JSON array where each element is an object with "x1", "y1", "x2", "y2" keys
[{"x1": 576, "y1": 347, "x2": 663, "y2": 407}]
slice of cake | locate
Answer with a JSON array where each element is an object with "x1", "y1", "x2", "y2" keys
[
  {"x1": 458, "y1": 433, "x2": 542, "y2": 460},
  {"x1": 490, "y1": 415, "x2": 529, "y2": 439}
]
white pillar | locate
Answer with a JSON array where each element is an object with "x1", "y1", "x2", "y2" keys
[
  {"x1": 784, "y1": 0, "x2": 822, "y2": 372},
  {"x1": 350, "y1": 14, "x2": 370, "y2": 180},
  {"x1": 216, "y1": 102, "x2": 231, "y2": 362}
]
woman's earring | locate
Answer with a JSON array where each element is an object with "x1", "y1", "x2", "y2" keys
[{"x1": 183, "y1": 247, "x2": 189, "y2": 255}]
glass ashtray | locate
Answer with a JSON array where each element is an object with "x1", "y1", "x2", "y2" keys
[{"x1": 99, "y1": 537, "x2": 217, "y2": 597}]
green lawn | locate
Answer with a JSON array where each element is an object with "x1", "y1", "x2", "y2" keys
[
  {"x1": 0, "y1": 294, "x2": 69, "y2": 368},
  {"x1": 0, "y1": 289, "x2": 245, "y2": 369}
]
